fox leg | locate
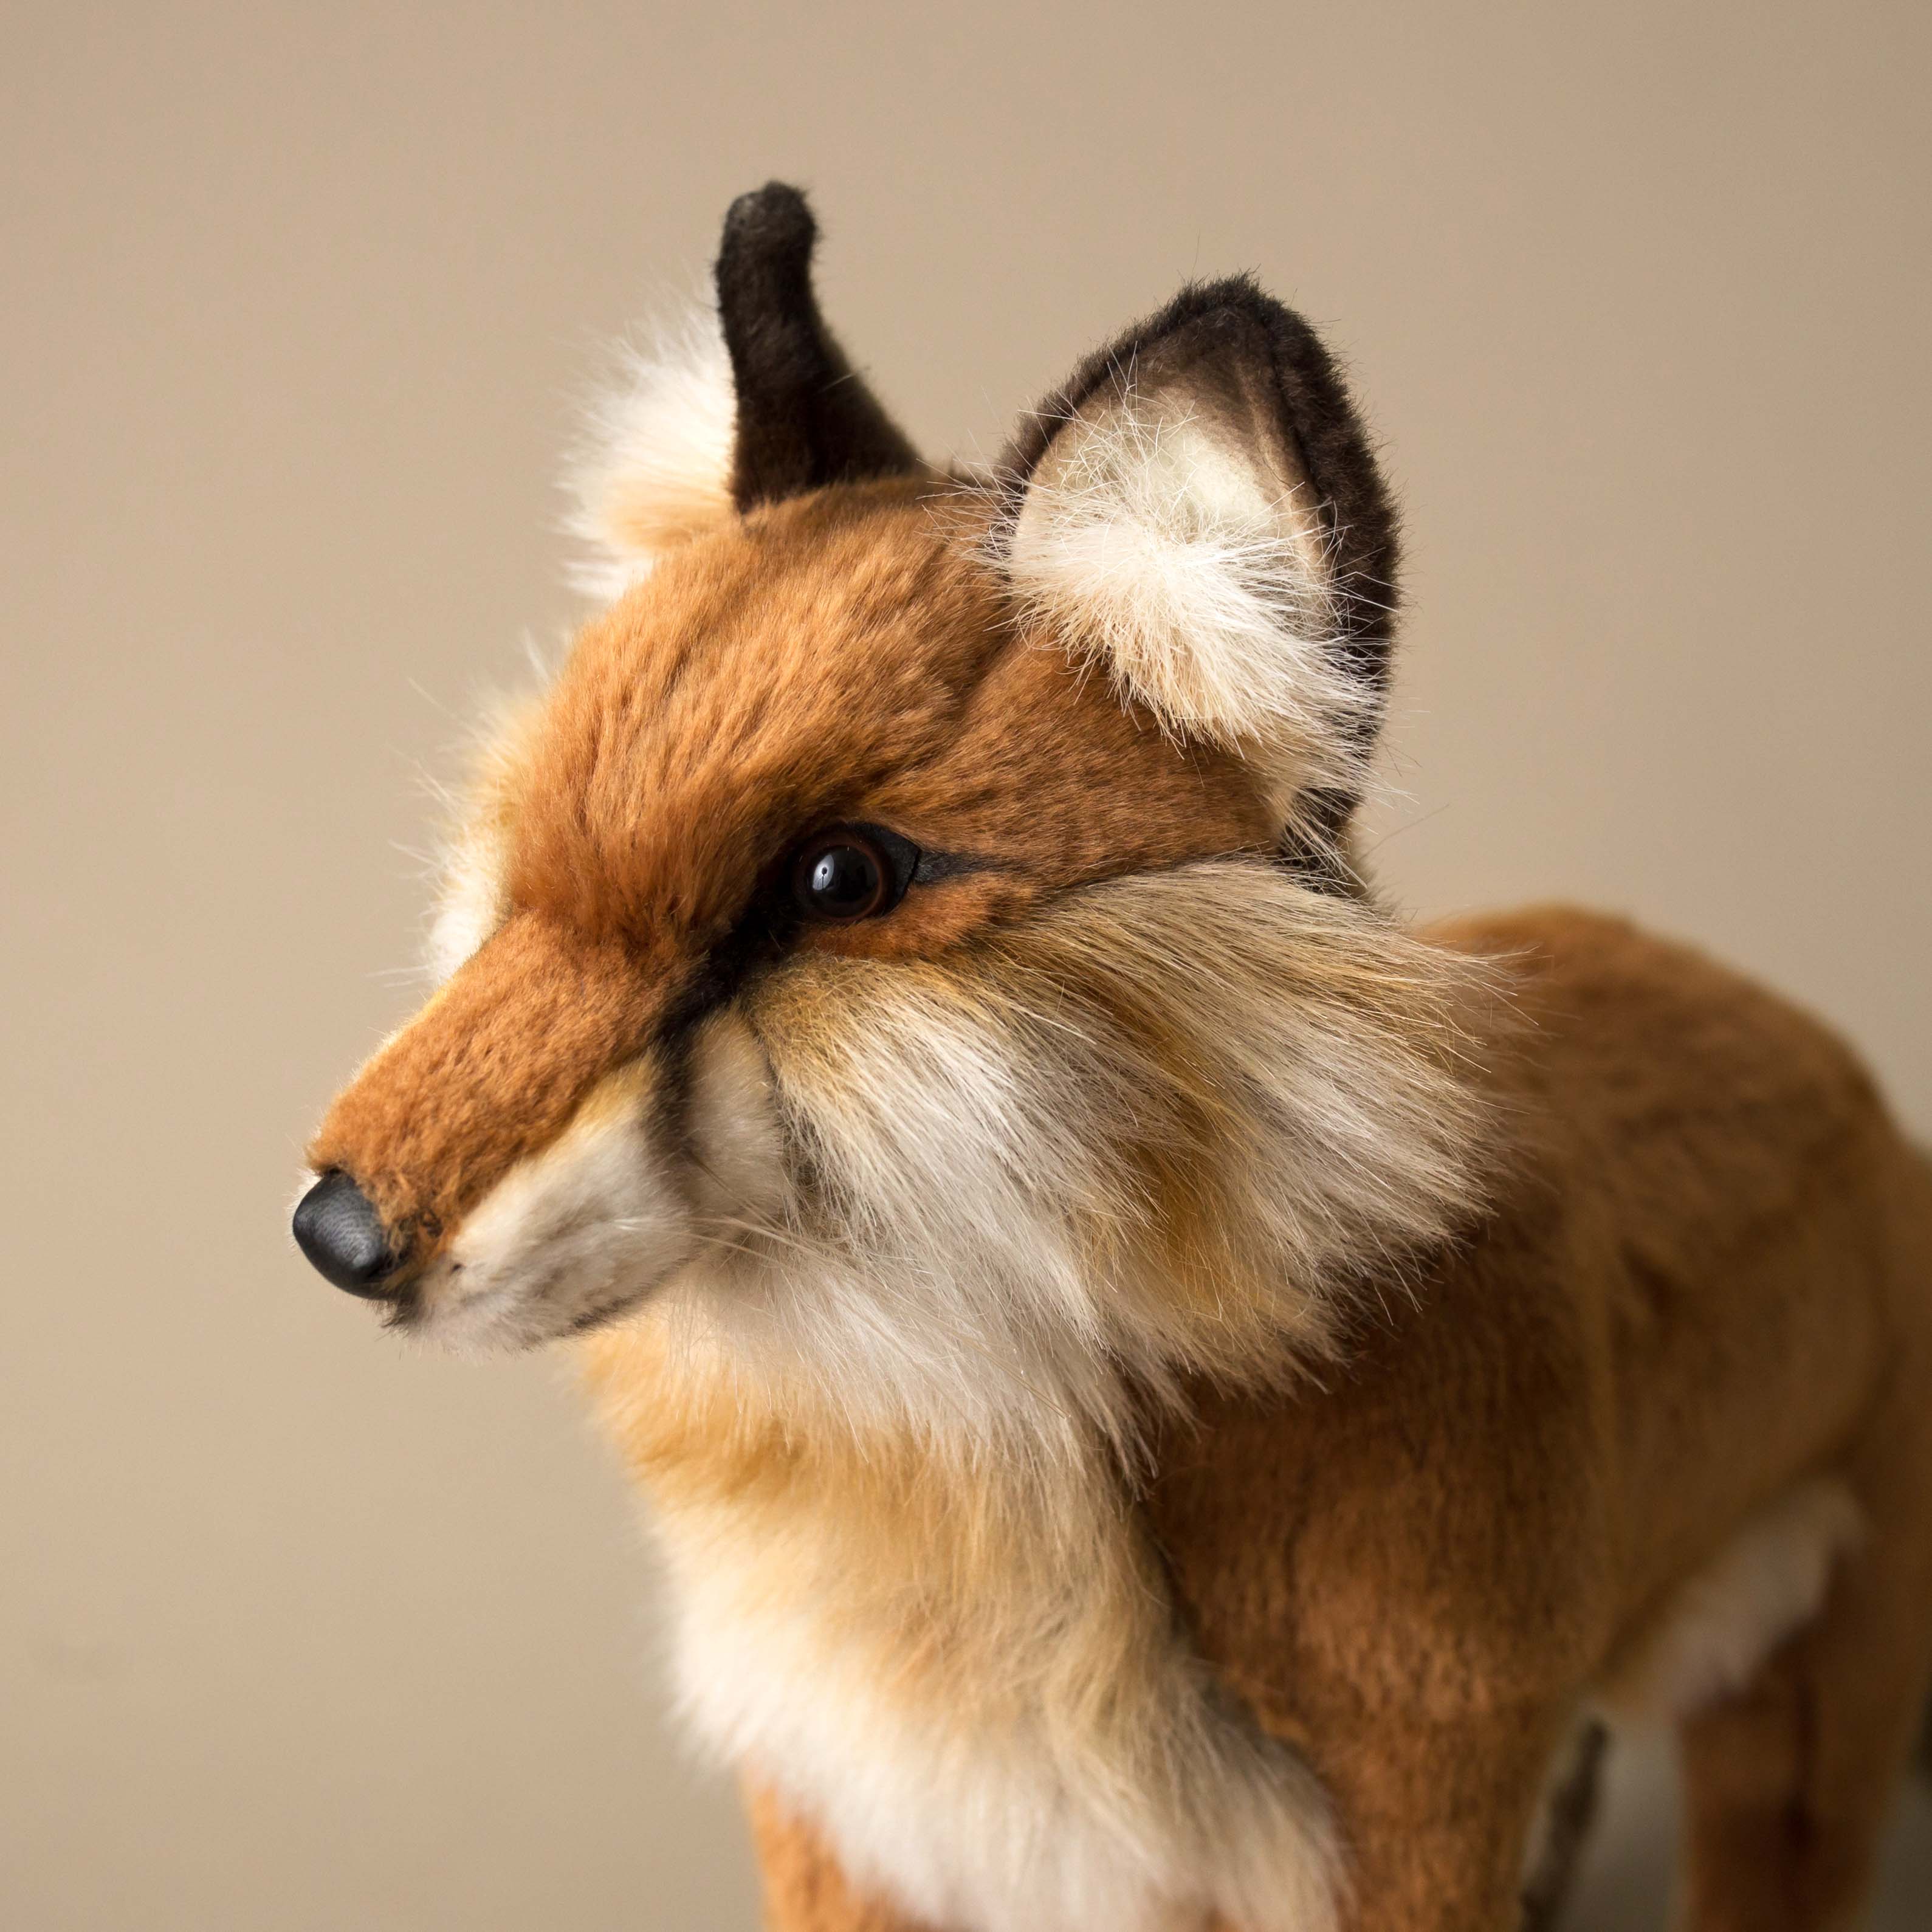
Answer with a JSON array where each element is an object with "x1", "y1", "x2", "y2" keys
[
  {"x1": 744, "y1": 1786, "x2": 937, "y2": 1932},
  {"x1": 1674, "y1": 1461, "x2": 1932, "y2": 1930},
  {"x1": 1519, "y1": 1718, "x2": 1611, "y2": 1932},
  {"x1": 1290, "y1": 1711, "x2": 1574, "y2": 1932}
]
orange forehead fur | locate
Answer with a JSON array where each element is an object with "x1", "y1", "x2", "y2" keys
[{"x1": 511, "y1": 479, "x2": 1274, "y2": 955}]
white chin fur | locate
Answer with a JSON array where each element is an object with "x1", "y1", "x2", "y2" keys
[
  {"x1": 400, "y1": 1015, "x2": 783, "y2": 1352},
  {"x1": 407, "y1": 1064, "x2": 696, "y2": 1352}
]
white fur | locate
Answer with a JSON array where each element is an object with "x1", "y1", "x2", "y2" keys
[
  {"x1": 424, "y1": 691, "x2": 546, "y2": 983},
  {"x1": 656, "y1": 861, "x2": 1495, "y2": 1466},
  {"x1": 406, "y1": 1064, "x2": 696, "y2": 1352},
  {"x1": 400, "y1": 857, "x2": 1491, "y2": 1931},
  {"x1": 1004, "y1": 385, "x2": 1373, "y2": 832},
  {"x1": 425, "y1": 815, "x2": 510, "y2": 985},
  {"x1": 660, "y1": 1493, "x2": 1341, "y2": 1932},
  {"x1": 1598, "y1": 1477, "x2": 1866, "y2": 1723},
  {"x1": 563, "y1": 302, "x2": 736, "y2": 602}
]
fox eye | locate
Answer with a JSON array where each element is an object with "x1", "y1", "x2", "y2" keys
[{"x1": 789, "y1": 827, "x2": 913, "y2": 923}]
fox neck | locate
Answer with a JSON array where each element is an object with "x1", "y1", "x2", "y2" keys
[
  {"x1": 576, "y1": 1306, "x2": 1342, "y2": 1932},
  {"x1": 579, "y1": 1305, "x2": 1176, "y2": 1843},
  {"x1": 578, "y1": 1301, "x2": 1151, "y2": 1683}
]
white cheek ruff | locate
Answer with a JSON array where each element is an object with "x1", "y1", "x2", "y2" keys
[
  {"x1": 621, "y1": 862, "x2": 1489, "y2": 1931},
  {"x1": 413, "y1": 1067, "x2": 696, "y2": 1352},
  {"x1": 661, "y1": 859, "x2": 1497, "y2": 1465}
]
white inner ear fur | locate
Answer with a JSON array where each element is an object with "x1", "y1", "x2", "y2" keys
[
  {"x1": 1004, "y1": 378, "x2": 1375, "y2": 830},
  {"x1": 563, "y1": 301, "x2": 737, "y2": 602}
]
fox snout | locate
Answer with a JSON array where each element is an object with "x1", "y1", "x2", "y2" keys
[{"x1": 292, "y1": 912, "x2": 705, "y2": 1341}]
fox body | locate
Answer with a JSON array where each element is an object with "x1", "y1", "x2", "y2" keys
[{"x1": 295, "y1": 187, "x2": 1932, "y2": 1931}]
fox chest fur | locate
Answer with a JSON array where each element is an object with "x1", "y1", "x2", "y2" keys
[
  {"x1": 584, "y1": 1320, "x2": 1342, "y2": 1932},
  {"x1": 295, "y1": 185, "x2": 1932, "y2": 1932}
]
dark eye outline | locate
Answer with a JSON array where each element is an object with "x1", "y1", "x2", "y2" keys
[{"x1": 788, "y1": 823, "x2": 921, "y2": 924}]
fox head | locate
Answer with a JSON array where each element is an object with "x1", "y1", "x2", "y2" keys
[{"x1": 295, "y1": 185, "x2": 1492, "y2": 1452}]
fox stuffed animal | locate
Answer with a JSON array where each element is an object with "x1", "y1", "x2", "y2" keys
[{"x1": 294, "y1": 184, "x2": 1932, "y2": 1932}]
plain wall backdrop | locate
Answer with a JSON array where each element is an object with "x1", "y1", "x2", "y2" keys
[{"x1": 3, "y1": 3, "x2": 1927, "y2": 1927}]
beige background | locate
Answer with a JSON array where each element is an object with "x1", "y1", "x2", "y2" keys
[{"x1": 3, "y1": 2, "x2": 1928, "y2": 1927}]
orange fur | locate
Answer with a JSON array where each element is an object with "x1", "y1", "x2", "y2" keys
[
  {"x1": 312, "y1": 485, "x2": 1273, "y2": 1246},
  {"x1": 308, "y1": 483, "x2": 1932, "y2": 1925},
  {"x1": 1144, "y1": 911, "x2": 1932, "y2": 1931},
  {"x1": 297, "y1": 202, "x2": 1932, "y2": 1931},
  {"x1": 669, "y1": 910, "x2": 1932, "y2": 1932}
]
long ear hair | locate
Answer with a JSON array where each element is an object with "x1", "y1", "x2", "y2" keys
[
  {"x1": 990, "y1": 280, "x2": 1398, "y2": 858},
  {"x1": 565, "y1": 182, "x2": 920, "y2": 597}
]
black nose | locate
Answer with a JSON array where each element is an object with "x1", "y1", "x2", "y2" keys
[{"x1": 293, "y1": 1172, "x2": 400, "y2": 1296}]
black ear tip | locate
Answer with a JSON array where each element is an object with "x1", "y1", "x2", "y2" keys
[
  {"x1": 712, "y1": 182, "x2": 919, "y2": 506},
  {"x1": 721, "y1": 182, "x2": 816, "y2": 262}
]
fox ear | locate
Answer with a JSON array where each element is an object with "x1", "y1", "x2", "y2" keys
[
  {"x1": 566, "y1": 184, "x2": 921, "y2": 600},
  {"x1": 713, "y1": 183, "x2": 921, "y2": 508},
  {"x1": 992, "y1": 279, "x2": 1398, "y2": 851}
]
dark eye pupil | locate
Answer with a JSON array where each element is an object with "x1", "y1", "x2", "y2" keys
[{"x1": 801, "y1": 843, "x2": 882, "y2": 919}]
